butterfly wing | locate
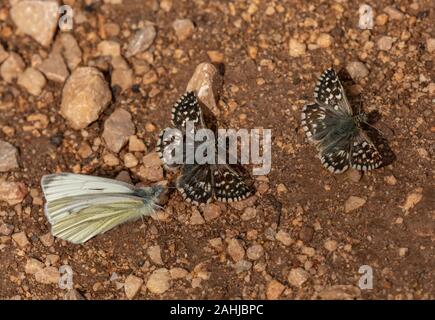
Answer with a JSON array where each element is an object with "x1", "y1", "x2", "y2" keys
[
  {"x1": 171, "y1": 91, "x2": 203, "y2": 129},
  {"x1": 48, "y1": 196, "x2": 150, "y2": 244},
  {"x1": 41, "y1": 173, "x2": 157, "y2": 244},
  {"x1": 212, "y1": 164, "x2": 253, "y2": 202},
  {"x1": 41, "y1": 173, "x2": 135, "y2": 202},
  {"x1": 176, "y1": 164, "x2": 214, "y2": 204},
  {"x1": 314, "y1": 68, "x2": 353, "y2": 115},
  {"x1": 349, "y1": 131, "x2": 383, "y2": 171}
]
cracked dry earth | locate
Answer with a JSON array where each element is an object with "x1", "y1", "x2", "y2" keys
[{"x1": 0, "y1": 0, "x2": 434, "y2": 300}]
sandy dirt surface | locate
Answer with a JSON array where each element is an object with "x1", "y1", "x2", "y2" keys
[{"x1": 0, "y1": 0, "x2": 434, "y2": 299}]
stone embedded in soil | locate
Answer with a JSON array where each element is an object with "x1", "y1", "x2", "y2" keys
[
  {"x1": 400, "y1": 191, "x2": 422, "y2": 213},
  {"x1": 97, "y1": 40, "x2": 121, "y2": 58},
  {"x1": 246, "y1": 244, "x2": 264, "y2": 261},
  {"x1": 160, "y1": 0, "x2": 172, "y2": 12},
  {"x1": 172, "y1": 19, "x2": 195, "y2": 41},
  {"x1": 124, "y1": 274, "x2": 143, "y2": 299},
  {"x1": 375, "y1": 13, "x2": 389, "y2": 26},
  {"x1": 61, "y1": 67, "x2": 112, "y2": 130},
  {"x1": 317, "y1": 285, "x2": 361, "y2": 300},
  {"x1": 37, "y1": 53, "x2": 69, "y2": 83},
  {"x1": 111, "y1": 67, "x2": 134, "y2": 92},
  {"x1": 384, "y1": 175, "x2": 397, "y2": 185},
  {"x1": 0, "y1": 44, "x2": 9, "y2": 64},
  {"x1": 207, "y1": 50, "x2": 224, "y2": 63},
  {"x1": 377, "y1": 36, "x2": 395, "y2": 51},
  {"x1": 138, "y1": 152, "x2": 163, "y2": 182},
  {"x1": 289, "y1": 38, "x2": 306, "y2": 57},
  {"x1": 316, "y1": 33, "x2": 333, "y2": 48},
  {"x1": 10, "y1": 0, "x2": 59, "y2": 47},
  {"x1": 288, "y1": 268, "x2": 309, "y2": 287},
  {"x1": 344, "y1": 196, "x2": 366, "y2": 213},
  {"x1": 346, "y1": 169, "x2": 362, "y2": 182},
  {"x1": 34, "y1": 266, "x2": 60, "y2": 284},
  {"x1": 241, "y1": 207, "x2": 257, "y2": 221},
  {"x1": 0, "y1": 223, "x2": 14, "y2": 236},
  {"x1": 233, "y1": 260, "x2": 252, "y2": 273},
  {"x1": 0, "y1": 181, "x2": 27, "y2": 205},
  {"x1": 0, "y1": 141, "x2": 19, "y2": 172},
  {"x1": 142, "y1": 70, "x2": 158, "y2": 85},
  {"x1": 39, "y1": 232, "x2": 54, "y2": 247},
  {"x1": 17, "y1": 67, "x2": 46, "y2": 96},
  {"x1": 126, "y1": 25, "x2": 157, "y2": 58},
  {"x1": 103, "y1": 109, "x2": 135, "y2": 153},
  {"x1": 346, "y1": 61, "x2": 369, "y2": 81},
  {"x1": 123, "y1": 153, "x2": 138, "y2": 168},
  {"x1": 324, "y1": 239, "x2": 338, "y2": 252},
  {"x1": 202, "y1": 203, "x2": 221, "y2": 221},
  {"x1": 129, "y1": 135, "x2": 146, "y2": 152},
  {"x1": 383, "y1": 6, "x2": 404, "y2": 20},
  {"x1": 147, "y1": 245, "x2": 163, "y2": 265},
  {"x1": 190, "y1": 208, "x2": 205, "y2": 225},
  {"x1": 59, "y1": 33, "x2": 82, "y2": 71},
  {"x1": 170, "y1": 267, "x2": 188, "y2": 279},
  {"x1": 186, "y1": 62, "x2": 223, "y2": 114},
  {"x1": 0, "y1": 52, "x2": 25, "y2": 83},
  {"x1": 103, "y1": 153, "x2": 120, "y2": 166},
  {"x1": 275, "y1": 230, "x2": 293, "y2": 246},
  {"x1": 266, "y1": 279, "x2": 285, "y2": 299},
  {"x1": 12, "y1": 231, "x2": 30, "y2": 248},
  {"x1": 226, "y1": 238, "x2": 245, "y2": 262},
  {"x1": 25, "y1": 258, "x2": 44, "y2": 274},
  {"x1": 146, "y1": 268, "x2": 171, "y2": 294}
]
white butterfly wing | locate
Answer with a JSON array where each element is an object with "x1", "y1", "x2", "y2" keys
[
  {"x1": 41, "y1": 173, "x2": 135, "y2": 202},
  {"x1": 41, "y1": 173, "x2": 157, "y2": 244},
  {"x1": 49, "y1": 198, "x2": 151, "y2": 244}
]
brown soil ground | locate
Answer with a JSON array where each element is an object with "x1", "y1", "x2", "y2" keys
[{"x1": 0, "y1": 0, "x2": 434, "y2": 299}]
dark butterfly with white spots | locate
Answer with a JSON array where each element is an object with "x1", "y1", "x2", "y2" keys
[
  {"x1": 301, "y1": 68, "x2": 383, "y2": 173},
  {"x1": 156, "y1": 92, "x2": 253, "y2": 205}
]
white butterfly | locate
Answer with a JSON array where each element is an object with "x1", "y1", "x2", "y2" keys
[{"x1": 41, "y1": 173, "x2": 164, "y2": 244}]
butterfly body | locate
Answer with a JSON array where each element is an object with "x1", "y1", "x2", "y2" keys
[{"x1": 301, "y1": 68, "x2": 383, "y2": 173}]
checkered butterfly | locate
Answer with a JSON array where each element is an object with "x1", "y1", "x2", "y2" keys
[
  {"x1": 301, "y1": 68, "x2": 383, "y2": 173},
  {"x1": 156, "y1": 92, "x2": 253, "y2": 205}
]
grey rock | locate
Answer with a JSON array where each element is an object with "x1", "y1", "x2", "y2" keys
[
  {"x1": 10, "y1": 0, "x2": 59, "y2": 47},
  {"x1": 102, "y1": 109, "x2": 135, "y2": 153},
  {"x1": 0, "y1": 141, "x2": 19, "y2": 172},
  {"x1": 60, "y1": 67, "x2": 112, "y2": 129}
]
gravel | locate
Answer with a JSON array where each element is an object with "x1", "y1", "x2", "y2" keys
[
  {"x1": 103, "y1": 109, "x2": 136, "y2": 153},
  {"x1": 0, "y1": 52, "x2": 25, "y2": 83},
  {"x1": 344, "y1": 196, "x2": 367, "y2": 213},
  {"x1": 124, "y1": 275, "x2": 143, "y2": 299},
  {"x1": 60, "y1": 67, "x2": 112, "y2": 130},
  {"x1": 172, "y1": 19, "x2": 195, "y2": 41},
  {"x1": 17, "y1": 67, "x2": 46, "y2": 96},
  {"x1": 37, "y1": 53, "x2": 70, "y2": 83},
  {"x1": 0, "y1": 140, "x2": 19, "y2": 172},
  {"x1": 146, "y1": 268, "x2": 171, "y2": 294},
  {"x1": 226, "y1": 238, "x2": 246, "y2": 262},
  {"x1": 10, "y1": 0, "x2": 59, "y2": 47},
  {"x1": 126, "y1": 25, "x2": 157, "y2": 58}
]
